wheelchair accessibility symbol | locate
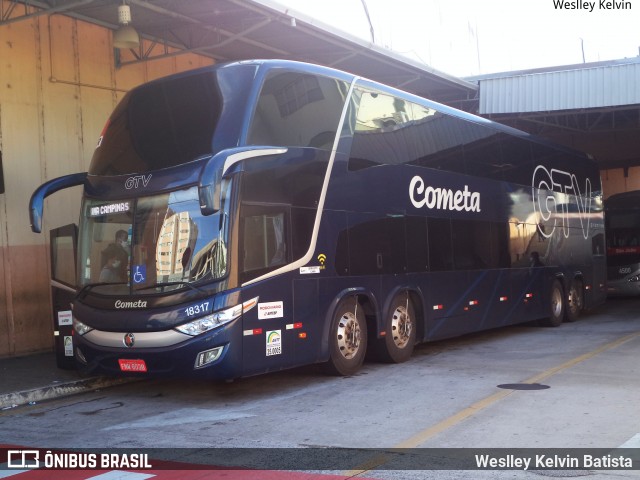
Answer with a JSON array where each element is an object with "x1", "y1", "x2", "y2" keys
[{"x1": 133, "y1": 265, "x2": 146, "y2": 284}]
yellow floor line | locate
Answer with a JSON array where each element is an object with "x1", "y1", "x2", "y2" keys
[{"x1": 344, "y1": 330, "x2": 640, "y2": 477}]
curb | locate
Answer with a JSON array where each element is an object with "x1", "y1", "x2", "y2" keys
[{"x1": 0, "y1": 377, "x2": 135, "y2": 410}]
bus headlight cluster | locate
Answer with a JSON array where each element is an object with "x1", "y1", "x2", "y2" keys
[
  {"x1": 176, "y1": 308, "x2": 240, "y2": 336},
  {"x1": 73, "y1": 317, "x2": 93, "y2": 336},
  {"x1": 175, "y1": 297, "x2": 258, "y2": 336},
  {"x1": 627, "y1": 275, "x2": 640, "y2": 282}
]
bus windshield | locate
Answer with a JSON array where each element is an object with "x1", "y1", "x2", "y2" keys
[
  {"x1": 78, "y1": 185, "x2": 228, "y2": 295},
  {"x1": 90, "y1": 71, "x2": 222, "y2": 176},
  {"x1": 607, "y1": 210, "x2": 640, "y2": 266}
]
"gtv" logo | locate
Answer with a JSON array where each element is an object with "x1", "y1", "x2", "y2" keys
[
  {"x1": 532, "y1": 165, "x2": 592, "y2": 240},
  {"x1": 125, "y1": 174, "x2": 152, "y2": 189}
]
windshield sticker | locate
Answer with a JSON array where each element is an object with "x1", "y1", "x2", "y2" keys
[
  {"x1": 132, "y1": 265, "x2": 146, "y2": 284},
  {"x1": 266, "y1": 330, "x2": 282, "y2": 356},
  {"x1": 89, "y1": 201, "x2": 131, "y2": 217},
  {"x1": 258, "y1": 301, "x2": 284, "y2": 320},
  {"x1": 57, "y1": 310, "x2": 72, "y2": 326},
  {"x1": 64, "y1": 336, "x2": 73, "y2": 357}
]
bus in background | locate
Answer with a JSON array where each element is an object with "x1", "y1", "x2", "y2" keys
[
  {"x1": 605, "y1": 190, "x2": 640, "y2": 295},
  {"x1": 30, "y1": 60, "x2": 606, "y2": 380}
]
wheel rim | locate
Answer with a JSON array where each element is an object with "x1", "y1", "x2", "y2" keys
[
  {"x1": 551, "y1": 286, "x2": 563, "y2": 318},
  {"x1": 391, "y1": 305, "x2": 412, "y2": 349},
  {"x1": 568, "y1": 288, "x2": 578, "y2": 314},
  {"x1": 569, "y1": 284, "x2": 582, "y2": 314},
  {"x1": 336, "y1": 311, "x2": 362, "y2": 360}
]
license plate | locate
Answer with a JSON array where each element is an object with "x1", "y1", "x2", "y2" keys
[{"x1": 118, "y1": 359, "x2": 147, "y2": 372}]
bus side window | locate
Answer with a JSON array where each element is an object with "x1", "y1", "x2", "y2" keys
[
  {"x1": 247, "y1": 71, "x2": 347, "y2": 150},
  {"x1": 502, "y1": 137, "x2": 534, "y2": 186},
  {"x1": 427, "y1": 217, "x2": 453, "y2": 271},
  {"x1": 334, "y1": 214, "x2": 408, "y2": 276},
  {"x1": 241, "y1": 206, "x2": 289, "y2": 282},
  {"x1": 405, "y1": 216, "x2": 429, "y2": 273},
  {"x1": 592, "y1": 233, "x2": 605, "y2": 256},
  {"x1": 348, "y1": 87, "x2": 417, "y2": 170},
  {"x1": 450, "y1": 220, "x2": 509, "y2": 270}
]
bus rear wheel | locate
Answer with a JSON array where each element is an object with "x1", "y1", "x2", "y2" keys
[
  {"x1": 377, "y1": 294, "x2": 416, "y2": 363},
  {"x1": 323, "y1": 298, "x2": 367, "y2": 376},
  {"x1": 542, "y1": 279, "x2": 565, "y2": 327},
  {"x1": 565, "y1": 279, "x2": 583, "y2": 322}
]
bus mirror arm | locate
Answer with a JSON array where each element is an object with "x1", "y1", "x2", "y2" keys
[
  {"x1": 29, "y1": 172, "x2": 87, "y2": 233},
  {"x1": 198, "y1": 152, "x2": 227, "y2": 216},
  {"x1": 199, "y1": 147, "x2": 288, "y2": 216},
  {"x1": 198, "y1": 175, "x2": 221, "y2": 216}
]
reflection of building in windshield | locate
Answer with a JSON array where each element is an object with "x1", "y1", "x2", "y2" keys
[{"x1": 156, "y1": 211, "x2": 198, "y2": 279}]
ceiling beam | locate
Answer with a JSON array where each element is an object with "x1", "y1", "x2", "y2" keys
[
  {"x1": 129, "y1": 0, "x2": 289, "y2": 53},
  {"x1": 0, "y1": 0, "x2": 97, "y2": 26},
  {"x1": 116, "y1": 17, "x2": 287, "y2": 67}
]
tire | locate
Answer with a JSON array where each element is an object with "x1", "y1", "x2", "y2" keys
[
  {"x1": 542, "y1": 279, "x2": 565, "y2": 327},
  {"x1": 377, "y1": 294, "x2": 416, "y2": 363},
  {"x1": 323, "y1": 298, "x2": 367, "y2": 376},
  {"x1": 565, "y1": 279, "x2": 583, "y2": 323}
]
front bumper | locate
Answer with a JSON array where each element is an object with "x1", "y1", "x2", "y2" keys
[
  {"x1": 73, "y1": 321, "x2": 242, "y2": 380},
  {"x1": 606, "y1": 278, "x2": 640, "y2": 296}
]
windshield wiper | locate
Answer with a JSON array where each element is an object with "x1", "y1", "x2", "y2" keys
[
  {"x1": 78, "y1": 282, "x2": 128, "y2": 297},
  {"x1": 141, "y1": 281, "x2": 206, "y2": 294}
]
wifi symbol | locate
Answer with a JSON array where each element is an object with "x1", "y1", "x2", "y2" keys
[{"x1": 317, "y1": 253, "x2": 327, "y2": 265}]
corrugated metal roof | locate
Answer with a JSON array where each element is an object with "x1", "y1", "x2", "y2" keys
[{"x1": 477, "y1": 58, "x2": 640, "y2": 114}]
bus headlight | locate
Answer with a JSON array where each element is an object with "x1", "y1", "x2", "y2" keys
[
  {"x1": 73, "y1": 317, "x2": 93, "y2": 336},
  {"x1": 175, "y1": 297, "x2": 258, "y2": 336},
  {"x1": 628, "y1": 275, "x2": 640, "y2": 282}
]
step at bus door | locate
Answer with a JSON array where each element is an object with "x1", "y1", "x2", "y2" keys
[{"x1": 49, "y1": 224, "x2": 79, "y2": 370}]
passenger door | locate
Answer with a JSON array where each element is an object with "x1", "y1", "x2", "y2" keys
[{"x1": 50, "y1": 224, "x2": 78, "y2": 369}]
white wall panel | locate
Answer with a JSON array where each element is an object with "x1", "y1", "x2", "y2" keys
[{"x1": 0, "y1": 0, "x2": 214, "y2": 356}]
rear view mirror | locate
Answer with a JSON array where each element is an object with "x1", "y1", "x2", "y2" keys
[
  {"x1": 198, "y1": 147, "x2": 287, "y2": 216},
  {"x1": 29, "y1": 172, "x2": 87, "y2": 233}
]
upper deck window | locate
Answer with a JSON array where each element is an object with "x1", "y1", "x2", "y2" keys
[
  {"x1": 275, "y1": 74, "x2": 323, "y2": 117},
  {"x1": 247, "y1": 71, "x2": 349, "y2": 150},
  {"x1": 90, "y1": 71, "x2": 222, "y2": 175}
]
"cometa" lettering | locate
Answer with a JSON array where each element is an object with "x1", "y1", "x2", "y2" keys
[
  {"x1": 114, "y1": 300, "x2": 148, "y2": 309},
  {"x1": 409, "y1": 176, "x2": 481, "y2": 212}
]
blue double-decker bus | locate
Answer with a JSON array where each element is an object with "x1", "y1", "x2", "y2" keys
[{"x1": 30, "y1": 60, "x2": 606, "y2": 379}]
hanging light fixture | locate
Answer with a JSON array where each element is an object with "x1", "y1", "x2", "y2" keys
[{"x1": 113, "y1": 1, "x2": 140, "y2": 49}]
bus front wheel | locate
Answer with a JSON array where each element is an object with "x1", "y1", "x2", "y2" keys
[
  {"x1": 377, "y1": 294, "x2": 416, "y2": 363},
  {"x1": 323, "y1": 298, "x2": 367, "y2": 376}
]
